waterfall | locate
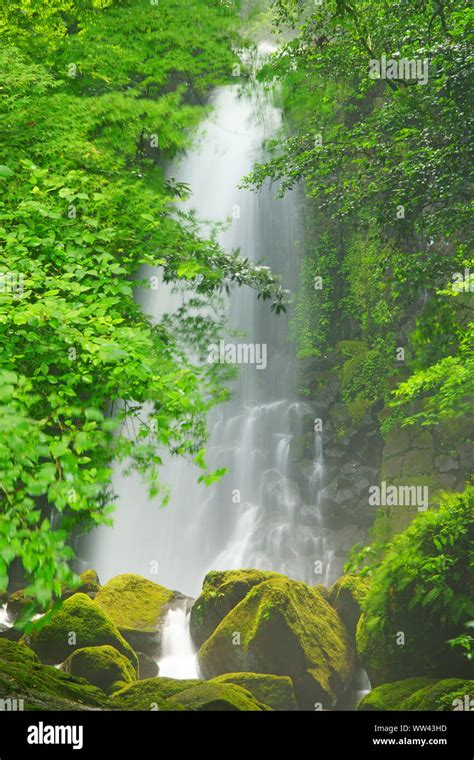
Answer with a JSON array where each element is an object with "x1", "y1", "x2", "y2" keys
[
  {"x1": 0, "y1": 604, "x2": 10, "y2": 628},
  {"x1": 81, "y1": 44, "x2": 341, "y2": 599},
  {"x1": 157, "y1": 605, "x2": 200, "y2": 679}
]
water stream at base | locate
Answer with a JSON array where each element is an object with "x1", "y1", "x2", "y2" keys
[
  {"x1": 157, "y1": 605, "x2": 200, "y2": 679},
  {"x1": 81, "y1": 44, "x2": 349, "y2": 682}
]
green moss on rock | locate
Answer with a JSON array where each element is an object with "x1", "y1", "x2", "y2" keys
[
  {"x1": 167, "y1": 682, "x2": 271, "y2": 711},
  {"x1": 358, "y1": 677, "x2": 474, "y2": 711},
  {"x1": 94, "y1": 574, "x2": 175, "y2": 656},
  {"x1": 111, "y1": 677, "x2": 202, "y2": 710},
  {"x1": 0, "y1": 640, "x2": 108, "y2": 710},
  {"x1": 198, "y1": 576, "x2": 354, "y2": 710},
  {"x1": 24, "y1": 593, "x2": 138, "y2": 670},
  {"x1": 62, "y1": 645, "x2": 136, "y2": 694},
  {"x1": 405, "y1": 679, "x2": 474, "y2": 711},
  {"x1": 328, "y1": 574, "x2": 370, "y2": 638},
  {"x1": 211, "y1": 673, "x2": 297, "y2": 711},
  {"x1": 190, "y1": 569, "x2": 284, "y2": 649},
  {"x1": 0, "y1": 637, "x2": 38, "y2": 665}
]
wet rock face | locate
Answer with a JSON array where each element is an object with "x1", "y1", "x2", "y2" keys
[{"x1": 197, "y1": 575, "x2": 355, "y2": 710}]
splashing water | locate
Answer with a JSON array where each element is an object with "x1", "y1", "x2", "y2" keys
[{"x1": 157, "y1": 606, "x2": 200, "y2": 679}]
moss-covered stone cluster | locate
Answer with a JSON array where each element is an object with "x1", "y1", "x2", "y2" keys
[
  {"x1": 195, "y1": 570, "x2": 354, "y2": 710},
  {"x1": 0, "y1": 569, "x2": 359, "y2": 712},
  {"x1": 2, "y1": 565, "x2": 471, "y2": 712}
]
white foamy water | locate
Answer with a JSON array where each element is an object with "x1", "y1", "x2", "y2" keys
[
  {"x1": 157, "y1": 607, "x2": 200, "y2": 679},
  {"x1": 0, "y1": 604, "x2": 12, "y2": 628}
]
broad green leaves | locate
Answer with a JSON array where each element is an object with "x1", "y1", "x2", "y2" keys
[{"x1": 0, "y1": 0, "x2": 284, "y2": 609}]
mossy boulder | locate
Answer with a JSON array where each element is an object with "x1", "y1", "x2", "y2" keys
[
  {"x1": 24, "y1": 593, "x2": 138, "y2": 670},
  {"x1": 198, "y1": 576, "x2": 354, "y2": 709},
  {"x1": 328, "y1": 574, "x2": 370, "y2": 638},
  {"x1": 62, "y1": 645, "x2": 136, "y2": 694},
  {"x1": 190, "y1": 569, "x2": 284, "y2": 649},
  {"x1": 167, "y1": 682, "x2": 271, "y2": 711},
  {"x1": 0, "y1": 637, "x2": 38, "y2": 665},
  {"x1": 404, "y1": 679, "x2": 474, "y2": 711},
  {"x1": 113, "y1": 678, "x2": 271, "y2": 711},
  {"x1": 94, "y1": 574, "x2": 176, "y2": 656},
  {"x1": 0, "y1": 639, "x2": 108, "y2": 710},
  {"x1": 211, "y1": 673, "x2": 297, "y2": 711},
  {"x1": 137, "y1": 651, "x2": 159, "y2": 680},
  {"x1": 358, "y1": 677, "x2": 474, "y2": 711},
  {"x1": 0, "y1": 591, "x2": 8, "y2": 606},
  {"x1": 62, "y1": 570, "x2": 101, "y2": 600},
  {"x1": 111, "y1": 676, "x2": 201, "y2": 709}
]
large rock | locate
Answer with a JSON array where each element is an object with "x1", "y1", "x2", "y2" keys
[
  {"x1": 94, "y1": 574, "x2": 176, "y2": 656},
  {"x1": 210, "y1": 673, "x2": 297, "y2": 711},
  {"x1": 0, "y1": 639, "x2": 108, "y2": 710},
  {"x1": 198, "y1": 576, "x2": 354, "y2": 709},
  {"x1": 166, "y1": 682, "x2": 271, "y2": 711},
  {"x1": 358, "y1": 677, "x2": 474, "y2": 711},
  {"x1": 328, "y1": 574, "x2": 370, "y2": 638},
  {"x1": 0, "y1": 637, "x2": 38, "y2": 665},
  {"x1": 111, "y1": 676, "x2": 201, "y2": 709},
  {"x1": 190, "y1": 569, "x2": 283, "y2": 648},
  {"x1": 112, "y1": 677, "x2": 270, "y2": 711},
  {"x1": 23, "y1": 593, "x2": 138, "y2": 669},
  {"x1": 62, "y1": 645, "x2": 136, "y2": 694}
]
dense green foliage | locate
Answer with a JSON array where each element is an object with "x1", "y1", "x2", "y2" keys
[
  {"x1": 0, "y1": 0, "x2": 288, "y2": 607},
  {"x1": 246, "y1": 0, "x2": 473, "y2": 428},
  {"x1": 354, "y1": 488, "x2": 474, "y2": 683}
]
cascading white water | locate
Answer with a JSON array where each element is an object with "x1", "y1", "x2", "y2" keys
[
  {"x1": 81, "y1": 43, "x2": 342, "y2": 608},
  {"x1": 157, "y1": 605, "x2": 200, "y2": 679},
  {"x1": 0, "y1": 604, "x2": 10, "y2": 628}
]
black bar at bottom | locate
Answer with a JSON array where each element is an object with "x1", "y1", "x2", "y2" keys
[{"x1": 0, "y1": 710, "x2": 472, "y2": 758}]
